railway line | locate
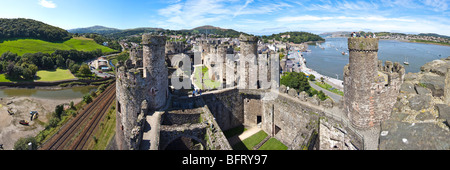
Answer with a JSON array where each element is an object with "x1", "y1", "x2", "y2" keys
[{"x1": 40, "y1": 81, "x2": 116, "y2": 150}]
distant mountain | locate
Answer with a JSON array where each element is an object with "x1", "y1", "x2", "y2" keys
[
  {"x1": 320, "y1": 31, "x2": 352, "y2": 38},
  {"x1": 418, "y1": 33, "x2": 450, "y2": 39},
  {"x1": 187, "y1": 25, "x2": 247, "y2": 37},
  {"x1": 68, "y1": 25, "x2": 122, "y2": 34},
  {"x1": 68, "y1": 25, "x2": 247, "y2": 39},
  {"x1": 0, "y1": 18, "x2": 71, "y2": 42}
]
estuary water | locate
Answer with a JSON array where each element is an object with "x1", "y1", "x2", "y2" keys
[
  {"x1": 0, "y1": 86, "x2": 97, "y2": 100},
  {"x1": 303, "y1": 37, "x2": 450, "y2": 80}
]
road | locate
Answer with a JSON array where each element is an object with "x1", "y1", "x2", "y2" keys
[{"x1": 309, "y1": 81, "x2": 342, "y2": 103}]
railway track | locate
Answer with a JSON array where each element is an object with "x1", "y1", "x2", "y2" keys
[{"x1": 40, "y1": 81, "x2": 116, "y2": 150}]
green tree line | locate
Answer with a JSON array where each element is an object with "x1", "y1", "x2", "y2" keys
[
  {"x1": 262, "y1": 31, "x2": 324, "y2": 44},
  {"x1": 0, "y1": 18, "x2": 71, "y2": 42},
  {"x1": 0, "y1": 49, "x2": 103, "y2": 80}
]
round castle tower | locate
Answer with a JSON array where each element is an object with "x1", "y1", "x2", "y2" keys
[
  {"x1": 142, "y1": 35, "x2": 169, "y2": 110},
  {"x1": 344, "y1": 37, "x2": 404, "y2": 129},
  {"x1": 115, "y1": 34, "x2": 168, "y2": 150},
  {"x1": 239, "y1": 34, "x2": 259, "y2": 89}
]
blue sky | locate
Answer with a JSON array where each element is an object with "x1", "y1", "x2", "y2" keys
[{"x1": 1, "y1": 0, "x2": 449, "y2": 36}]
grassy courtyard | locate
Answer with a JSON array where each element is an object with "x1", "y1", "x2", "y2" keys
[
  {"x1": 227, "y1": 128, "x2": 288, "y2": 150},
  {"x1": 35, "y1": 68, "x2": 76, "y2": 82},
  {"x1": 258, "y1": 138, "x2": 288, "y2": 150},
  {"x1": 193, "y1": 66, "x2": 222, "y2": 90}
]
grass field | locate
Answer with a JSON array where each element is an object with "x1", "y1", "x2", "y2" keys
[
  {"x1": 314, "y1": 81, "x2": 344, "y2": 96},
  {"x1": 0, "y1": 37, "x2": 116, "y2": 56},
  {"x1": 193, "y1": 66, "x2": 222, "y2": 89},
  {"x1": 35, "y1": 68, "x2": 76, "y2": 82},
  {"x1": 0, "y1": 74, "x2": 12, "y2": 82}
]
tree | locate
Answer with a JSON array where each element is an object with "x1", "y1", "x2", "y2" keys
[
  {"x1": 78, "y1": 64, "x2": 91, "y2": 76},
  {"x1": 309, "y1": 74, "x2": 316, "y2": 81},
  {"x1": 280, "y1": 72, "x2": 311, "y2": 93},
  {"x1": 69, "y1": 64, "x2": 80, "y2": 74},
  {"x1": 83, "y1": 94, "x2": 93, "y2": 104},
  {"x1": 54, "y1": 104, "x2": 64, "y2": 119},
  {"x1": 22, "y1": 67, "x2": 33, "y2": 80},
  {"x1": 13, "y1": 136, "x2": 37, "y2": 150},
  {"x1": 41, "y1": 56, "x2": 54, "y2": 70},
  {"x1": 55, "y1": 55, "x2": 65, "y2": 68},
  {"x1": 317, "y1": 90, "x2": 327, "y2": 101}
]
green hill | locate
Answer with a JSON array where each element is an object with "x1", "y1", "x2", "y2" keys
[
  {"x1": 0, "y1": 37, "x2": 116, "y2": 56},
  {"x1": 263, "y1": 31, "x2": 324, "y2": 44},
  {"x1": 68, "y1": 25, "x2": 122, "y2": 34},
  {"x1": 0, "y1": 18, "x2": 71, "y2": 42}
]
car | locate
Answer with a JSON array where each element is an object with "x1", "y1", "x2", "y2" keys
[
  {"x1": 99, "y1": 71, "x2": 103, "y2": 73},
  {"x1": 19, "y1": 120, "x2": 29, "y2": 126}
]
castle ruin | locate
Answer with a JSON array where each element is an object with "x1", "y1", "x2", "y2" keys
[{"x1": 114, "y1": 34, "x2": 449, "y2": 150}]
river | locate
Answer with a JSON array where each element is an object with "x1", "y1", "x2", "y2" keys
[
  {"x1": 303, "y1": 37, "x2": 450, "y2": 80},
  {"x1": 0, "y1": 86, "x2": 98, "y2": 100}
]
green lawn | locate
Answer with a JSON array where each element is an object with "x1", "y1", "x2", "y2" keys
[
  {"x1": 0, "y1": 37, "x2": 116, "y2": 56},
  {"x1": 35, "y1": 68, "x2": 76, "y2": 82},
  {"x1": 258, "y1": 138, "x2": 288, "y2": 150},
  {"x1": 0, "y1": 74, "x2": 12, "y2": 82},
  {"x1": 232, "y1": 130, "x2": 268, "y2": 150},
  {"x1": 314, "y1": 81, "x2": 344, "y2": 96},
  {"x1": 193, "y1": 66, "x2": 222, "y2": 90}
]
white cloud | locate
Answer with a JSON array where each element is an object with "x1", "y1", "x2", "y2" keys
[
  {"x1": 156, "y1": 0, "x2": 290, "y2": 29},
  {"x1": 38, "y1": 0, "x2": 56, "y2": 8},
  {"x1": 422, "y1": 0, "x2": 448, "y2": 11},
  {"x1": 276, "y1": 15, "x2": 415, "y2": 22}
]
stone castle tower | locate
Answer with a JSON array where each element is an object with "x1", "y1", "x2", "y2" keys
[
  {"x1": 239, "y1": 34, "x2": 259, "y2": 89},
  {"x1": 115, "y1": 35, "x2": 168, "y2": 150},
  {"x1": 344, "y1": 38, "x2": 404, "y2": 129}
]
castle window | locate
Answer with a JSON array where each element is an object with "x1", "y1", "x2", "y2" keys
[
  {"x1": 257, "y1": 116, "x2": 262, "y2": 125},
  {"x1": 118, "y1": 102, "x2": 121, "y2": 113}
]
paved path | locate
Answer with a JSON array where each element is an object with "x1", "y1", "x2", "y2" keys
[
  {"x1": 141, "y1": 111, "x2": 164, "y2": 150},
  {"x1": 309, "y1": 81, "x2": 342, "y2": 103}
]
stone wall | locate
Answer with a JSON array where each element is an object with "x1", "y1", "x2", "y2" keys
[
  {"x1": 159, "y1": 95, "x2": 232, "y2": 150},
  {"x1": 202, "y1": 88, "x2": 364, "y2": 150}
]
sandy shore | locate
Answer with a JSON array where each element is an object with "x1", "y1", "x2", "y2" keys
[
  {"x1": 0, "y1": 96, "x2": 82, "y2": 150},
  {"x1": 292, "y1": 50, "x2": 344, "y2": 91}
]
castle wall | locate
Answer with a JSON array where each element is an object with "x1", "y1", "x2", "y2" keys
[{"x1": 203, "y1": 88, "x2": 364, "y2": 150}]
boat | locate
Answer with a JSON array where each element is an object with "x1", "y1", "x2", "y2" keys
[
  {"x1": 403, "y1": 56, "x2": 409, "y2": 65},
  {"x1": 341, "y1": 52, "x2": 347, "y2": 55},
  {"x1": 19, "y1": 120, "x2": 29, "y2": 126}
]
